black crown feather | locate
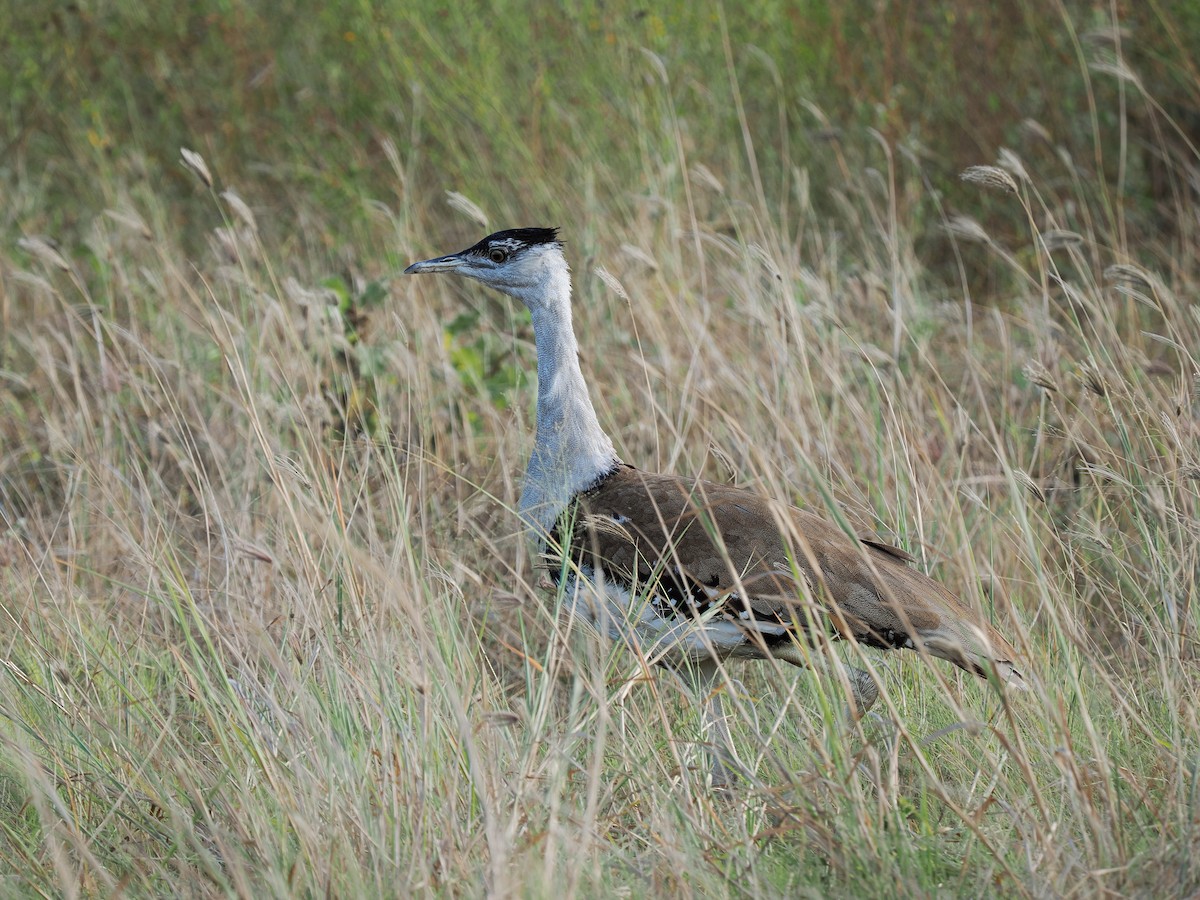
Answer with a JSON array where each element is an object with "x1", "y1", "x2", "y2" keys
[{"x1": 466, "y1": 227, "x2": 562, "y2": 257}]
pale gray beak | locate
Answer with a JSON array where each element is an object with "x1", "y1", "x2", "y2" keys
[{"x1": 404, "y1": 253, "x2": 467, "y2": 274}]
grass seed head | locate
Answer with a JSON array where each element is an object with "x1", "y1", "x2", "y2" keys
[
  {"x1": 1041, "y1": 230, "x2": 1084, "y2": 252},
  {"x1": 1104, "y1": 263, "x2": 1156, "y2": 291},
  {"x1": 17, "y1": 236, "x2": 70, "y2": 271},
  {"x1": 445, "y1": 191, "x2": 489, "y2": 229},
  {"x1": 1014, "y1": 470, "x2": 1047, "y2": 503},
  {"x1": 1023, "y1": 359, "x2": 1060, "y2": 393},
  {"x1": 1020, "y1": 118, "x2": 1052, "y2": 143},
  {"x1": 946, "y1": 215, "x2": 992, "y2": 244},
  {"x1": 960, "y1": 165, "x2": 1019, "y2": 194},
  {"x1": 997, "y1": 148, "x2": 1031, "y2": 184},
  {"x1": 180, "y1": 147, "x2": 213, "y2": 188},
  {"x1": 1077, "y1": 362, "x2": 1109, "y2": 398},
  {"x1": 221, "y1": 190, "x2": 258, "y2": 233}
]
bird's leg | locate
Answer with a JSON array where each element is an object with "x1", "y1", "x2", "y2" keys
[
  {"x1": 843, "y1": 665, "x2": 880, "y2": 720},
  {"x1": 769, "y1": 642, "x2": 880, "y2": 722},
  {"x1": 704, "y1": 686, "x2": 737, "y2": 789},
  {"x1": 692, "y1": 657, "x2": 738, "y2": 789}
]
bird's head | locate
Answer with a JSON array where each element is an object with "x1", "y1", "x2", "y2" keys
[{"x1": 404, "y1": 227, "x2": 568, "y2": 312}]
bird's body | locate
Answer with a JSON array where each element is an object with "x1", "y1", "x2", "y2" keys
[
  {"x1": 552, "y1": 463, "x2": 1020, "y2": 681},
  {"x1": 406, "y1": 227, "x2": 1025, "y2": 785}
]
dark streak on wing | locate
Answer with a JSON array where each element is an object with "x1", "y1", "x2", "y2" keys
[{"x1": 860, "y1": 537, "x2": 916, "y2": 564}]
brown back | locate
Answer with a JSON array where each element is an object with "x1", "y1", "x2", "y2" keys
[{"x1": 553, "y1": 464, "x2": 1021, "y2": 679}]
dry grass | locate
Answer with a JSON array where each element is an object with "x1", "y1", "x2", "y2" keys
[{"x1": 3, "y1": 48, "x2": 1200, "y2": 900}]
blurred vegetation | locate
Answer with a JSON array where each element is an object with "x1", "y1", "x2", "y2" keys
[{"x1": 3, "y1": 1, "x2": 1198, "y2": 280}]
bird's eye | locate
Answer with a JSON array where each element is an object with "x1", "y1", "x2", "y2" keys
[{"x1": 488, "y1": 248, "x2": 507, "y2": 264}]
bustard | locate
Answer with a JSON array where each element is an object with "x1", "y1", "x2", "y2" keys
[{"x1": 405, "y1": 227, "x2": 1026, "y2": 786}]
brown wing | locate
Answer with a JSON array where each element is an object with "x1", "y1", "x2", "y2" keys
[{"x1": 555, "y1": 464, "x2": 1024, "y2": 686}]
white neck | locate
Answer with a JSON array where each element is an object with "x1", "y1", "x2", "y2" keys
[{"x1": 514, "y1": 261, "x2": 618, "y2": 537}]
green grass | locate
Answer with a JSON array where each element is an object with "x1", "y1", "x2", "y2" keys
[{"x1": 2, "y1": 2, "x2": 1199, "y2": 896}]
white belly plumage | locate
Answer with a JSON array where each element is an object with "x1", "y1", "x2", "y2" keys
[{"x1": 561, "y1": 565, "x2": 792, "y2": 664}]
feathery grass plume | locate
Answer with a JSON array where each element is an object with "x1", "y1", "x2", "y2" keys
[
  {"x1": 1075, "y1": 462, "x2": 1133, "y2": 490},
  {"x1": 1020, "y1": 118, "x2": 1052, "y2": 144},
  {"x1": 749, "y1": 243, "x2": 783, "y2": 282},
  {"x1": 445, "y1": 191, "x2": 489, "y2": 229},
  {"x1": 103, "y1": 208, "x2": 152, "y2": 240},
  {"x1": 17, "y1": 236, "x2": 70, "y2": 271},
  {"x1": 997, "y1": 148, "x2": 1031, "y2": 185},
  {"x1": 690, "y1": 163, "x2": 725, "y2": 194},
  {"x1": 593, "y1": 265, "x2": 629, "y2": 300},
  {"x1": 1103, "y1": 263, "x2": 1156, "y2": 291},
  {"x1": 1013, "y1": 469, "x2": 1047, "y2": 503},
  {"x1": 1077, "y1": 362, "x2": 1109, "y2": 397},
  {"x1": 960, "y1": 165, "x2": 1019, "y2": 194},
  {"x1": 221, "y1": 190, "x2": 258, "y2": 233},
  {"x1": 945, "y1": 215, "x2": 991, "y2": 243},
  {"x1": 1040, "y1": 229, "x2": 1084, "y2": 252},
  {"x1": 9, "y1": 270, "x2": 55, "y2": 295},
  {"x1": 1023, "y1": 359, "x2": 1060, "y2": 392},
  {"x1": 1089, "y1": 51, "x2": 1144, "y2": 90},
  {"x1": 209, "y1": 226, "x2": 243, "y2": 265},
  {"x1": 179, "y1": 147, "x2": 213, "y2": 188},
  {"x1": 1068, "y1": 518, "x2": 1114, "y2": 551},
  {"x1": 619, "y1": 244, "x2": 660, "y2": 272}
]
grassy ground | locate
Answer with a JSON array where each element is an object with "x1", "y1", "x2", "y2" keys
[{"x1": 2, "y1": 2, "x2": 1199, "y2": 897}]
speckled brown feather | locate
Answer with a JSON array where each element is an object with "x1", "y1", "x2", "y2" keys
[{"x1": 556, "y1": 464, "x2": 1023, "y2": 684}]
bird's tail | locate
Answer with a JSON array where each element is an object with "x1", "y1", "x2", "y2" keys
[{"x1": 918, "y1": 620, "x2": 1028, "y2": 691}]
